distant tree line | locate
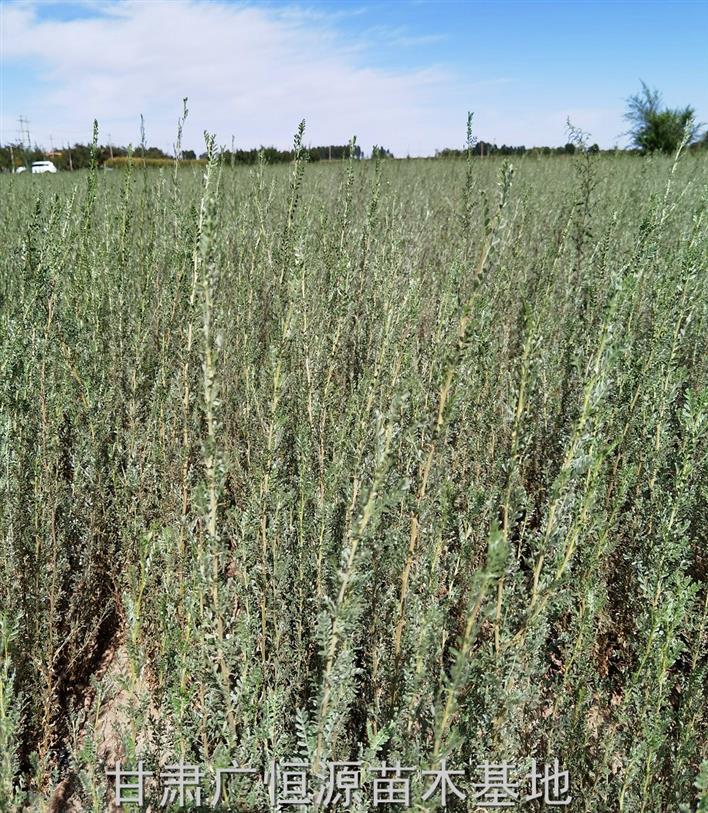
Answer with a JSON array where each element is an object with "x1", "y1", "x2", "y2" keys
[
  {"x1": 2, "y1": 89, "x2": 705, "y2": 173},
  {"x1": 0, "y1": 142, "x2": 135, "y2": 172},
  {"x1": 0, "y1": 141, "x2": 364, "y2": 172},
  {"x1": 435, "y1": 141, "x2": 601, "y2": 158},
  {"x1": 0, "y1": 139, "x2": 609, "y2": 171},
  {"x1": 214, "y1": 143, "x2": 364, "y2": 164}
]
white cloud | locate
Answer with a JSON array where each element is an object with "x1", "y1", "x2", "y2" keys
[
  {"x1": 1, "y1": 1, "x2": 636, "y2": 153},
  {"x1": 1, "y1": 0, "x2": 472, "y2": 155}
]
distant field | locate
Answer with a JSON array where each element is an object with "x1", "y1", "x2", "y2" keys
[{"x1": 1, "y1": 149, "x2": 706, "y2": 812}]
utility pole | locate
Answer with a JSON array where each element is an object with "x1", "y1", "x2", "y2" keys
[
  {"x1": 17, "y1": 115, "x2": 31, "y2": 149},
  {"x1": 17, "y1": 116, "x2": 31, "y2": 170}
]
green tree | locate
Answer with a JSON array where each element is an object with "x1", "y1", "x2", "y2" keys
[
  {"x1": 624, "y1": 81, "x2": 700, "y2": 153},
  {"x1": 689, "y1": 131, "x2": 708, "y2": 152},
  {"x1": 371, "y1": 145, "x2": 394, "y2": 159}
]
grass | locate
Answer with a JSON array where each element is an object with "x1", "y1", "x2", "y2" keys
[{"x1": 0, "y1": 131, "x2": 706, "y2": 812}]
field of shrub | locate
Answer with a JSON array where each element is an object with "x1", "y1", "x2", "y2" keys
[{"x1": 0, "y1": 136, "x2": 706, "y2": 811}]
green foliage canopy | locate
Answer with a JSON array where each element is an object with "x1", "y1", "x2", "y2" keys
[{"x1": 625, "y1": 81, "x2": 701, "y2": 154}]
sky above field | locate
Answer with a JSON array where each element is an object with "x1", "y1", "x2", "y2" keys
[{"x1": 2, "y1": 0, "x2": 707, "y2": 156}]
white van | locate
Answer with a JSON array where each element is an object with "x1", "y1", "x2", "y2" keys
[{"x1": 31, "y1": 161, "x2": 57, "y2": 174}]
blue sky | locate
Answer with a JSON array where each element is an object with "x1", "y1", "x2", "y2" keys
[{"x1": 2, "y1": 0, "x2": 707, "y2": 155}]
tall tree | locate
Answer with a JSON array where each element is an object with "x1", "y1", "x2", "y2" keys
[{"x1": 624, "y1": 81, "x2": 700, "y2": 154}]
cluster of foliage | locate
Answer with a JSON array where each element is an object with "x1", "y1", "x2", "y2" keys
[
  {"x1": 0, "y1": 122, "x2": 706, "y2": 813},
  {"x1": 307, "y1": 144, "x2": 365, "y2": 161},
  {"x1": 370, "y1": 145, "x2": 395, "y2": 159},
  {"x1": 625, "y1": 81, "x2": 702, "y2": 154},
  {"x1": 216, "y1": 144, "x2": 365, "y2": 165}
]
